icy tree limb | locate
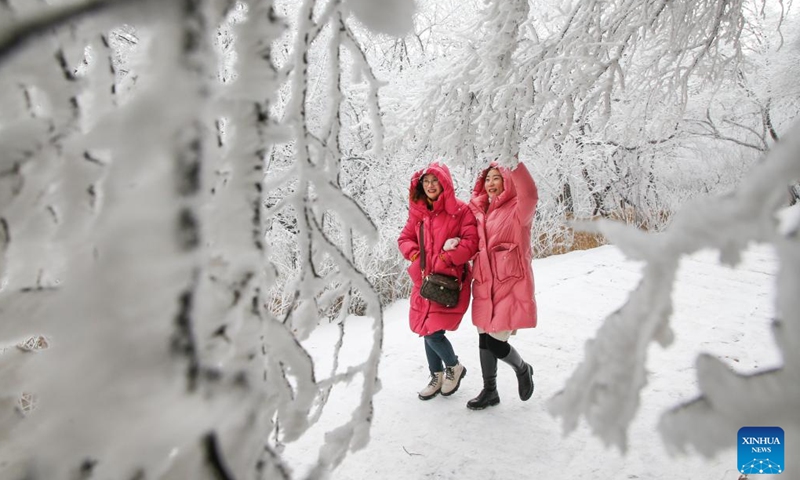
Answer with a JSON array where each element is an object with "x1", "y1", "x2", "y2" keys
[
  {"x1": 0, "y1": 0, "x2": 409, "y2": 477},
  {"x1": 549, "y1": 118, "x2": 800, "y2": 453},
  {"x1": 0, "y1": 0, "x2": 143, "y2": 63},
  {"x1": 404, "y1": 0, "x2": 775, "y2": 163},
  {"x1": 263, "y1": 0, "x2": 405, "y2": 476},
  {"x1": 659, "y1": 222, "x2": 800, "y2": 460}
]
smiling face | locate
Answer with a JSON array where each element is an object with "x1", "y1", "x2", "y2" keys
[
  {"x1": 421, "y1": 174, "x2": 443, "y2": 201},
  {"x1": 484, "y1": 168, "x2": 504, "y2": 200}
]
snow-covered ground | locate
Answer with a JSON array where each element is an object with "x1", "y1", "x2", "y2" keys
[{"x1": 286, "y1": 243, "x2": 781, "y2": 480}]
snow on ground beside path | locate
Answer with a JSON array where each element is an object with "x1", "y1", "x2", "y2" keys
[{"x1": 284, "y1": 244, "x2": 780, "y2": 480}]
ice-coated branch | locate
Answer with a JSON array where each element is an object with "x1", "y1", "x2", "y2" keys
[
  {"x1": 202, "y1": 431, "x2": 236, "y2": 480},
  {"x1": 259, "y1": 0, "x2": 406, "y2": 476},
  {"x1": 341, "y1": 21, "x2": 386, "y2": 156},
  {"x1": 0, "y1": 0, "x2": 414, "y2": 477},
  {"x1": 0, "y1": 0, "x2": 142, "y2": 63},
  {"x1": 403, "y1": 0, "x2": 773, "y2": 163},
  {"x1": 548, "y1": 118, "x2": 800, "y2": 454},
  {"x1": 0, "y1": 0, "x2": 274, "y2": 476}
]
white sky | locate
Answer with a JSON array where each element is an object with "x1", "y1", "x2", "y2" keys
[{"x1": 283, "y1": 242, "x2": 781, "y2": 479}]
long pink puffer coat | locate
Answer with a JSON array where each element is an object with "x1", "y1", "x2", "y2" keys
[
  {"x1": 469, "y1": 161, "x2": 539, "y2": 332},
  {"x1": 397, "y1": 163, "x2": 479, "y2": 336}
]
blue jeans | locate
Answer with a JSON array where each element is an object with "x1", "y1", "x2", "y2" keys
[{"x1": 424, "y1": 330, "x2": 458, "y2": 373}]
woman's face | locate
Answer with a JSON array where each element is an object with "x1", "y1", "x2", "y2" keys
[
  {"x1": 422, "y1": 174, "x2": 443, "y2": 201},
  {"x1": 484, "y1": 168, "x2": 504, "y2": 200}
]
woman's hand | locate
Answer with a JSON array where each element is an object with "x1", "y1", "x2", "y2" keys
[{"x1": 443, "y1": 237, "x2": 460, "y2": 251}]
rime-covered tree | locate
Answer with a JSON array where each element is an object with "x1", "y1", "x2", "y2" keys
[{"x1": 397, "y1": 1, "x2": 797, "y2": 223}]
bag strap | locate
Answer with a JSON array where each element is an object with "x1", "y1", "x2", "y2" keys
[{"x1": 419, "y1": 222, "x2": 426, "y2": 274}]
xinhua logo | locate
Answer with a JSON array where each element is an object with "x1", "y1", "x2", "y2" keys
[{"x1": 738, "y1": 426, "x2": 784, "y2": 475}]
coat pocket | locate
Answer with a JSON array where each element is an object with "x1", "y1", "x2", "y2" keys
[{"x1": 491, "y1": 243, "x2": 523, "y2": 281}]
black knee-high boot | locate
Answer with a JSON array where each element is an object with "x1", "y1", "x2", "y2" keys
[
  {"x1": 498, "y1": 345, "x2": 534, "y2": 401},
  {"x1": 466, "y1": 348, "x2": 500, "y2": 410}
]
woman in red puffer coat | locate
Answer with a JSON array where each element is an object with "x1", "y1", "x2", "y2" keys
[
  {"x1": 397, "y1": 162, "x2": 479, "y2": 401},
  {"x1": 466, "y1": 158, "x2": 538, "y2": 410}
]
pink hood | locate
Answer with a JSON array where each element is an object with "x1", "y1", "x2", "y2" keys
[{"x1": 408, "y1": 162, "x2": 462, "y2": 217}]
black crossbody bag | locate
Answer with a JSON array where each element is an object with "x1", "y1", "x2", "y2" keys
[{"x1": 418, "y1": 222, "x2": 462, "y2": 308}]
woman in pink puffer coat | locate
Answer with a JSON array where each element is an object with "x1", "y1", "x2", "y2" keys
[
  {"x1": 398, "y1": 162, "x2": 479, "y2": 401},
  {"x1": 466, "y1": 159, "x2": 538, "y2": 410}
]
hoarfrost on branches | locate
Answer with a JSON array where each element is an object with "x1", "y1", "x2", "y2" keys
[
  {"x1": 0, "y1": 0, "x2": 412, "y2": 479},
  {"x1": 1, "y1": 0, "x2": 799, "y2": 477},
  {"x1": 548, "y1": 119, "x2": 800, "y2": 462},
  {"x1": 389, "y1": 0, "x2": 799, "y2": 469},
  {"x1": 399, "y1": 0, "x2": 789, "y2": 164}
]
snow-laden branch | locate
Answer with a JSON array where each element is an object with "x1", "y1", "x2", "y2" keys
[
  {"x1": 261, "y1": 0, "x2": 410, "y2": 477},
  {"x1": 0, "y1": 0, "x2": 142, "y2": 63},
  {"x1": 401, "y1": 0, "x2": 777, "y2": 164},
  {"x1": 397, "y1": 0, "x2": 528, "y2": 166},
  {"x1": 548, "y1": 118, "x2": 800, "y2": 456}
]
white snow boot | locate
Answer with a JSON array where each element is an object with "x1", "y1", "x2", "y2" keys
[
  {"x1": 441, "y1": 363, "x2": 466, "y2": 396},
  {"x1": 418, "y1": 371, "x2": 444, "y2": 400}
]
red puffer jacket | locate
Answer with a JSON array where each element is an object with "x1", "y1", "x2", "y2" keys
[
  {"x1": 397, "y1": 163, "x2": 479, "y2": 336},
  {"x1": 469, "y1": 161, "x2": 538, "y2": 332}
]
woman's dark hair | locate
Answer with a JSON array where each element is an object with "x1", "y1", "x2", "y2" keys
[
  {"x1": 484, "y1": 166, "x2": 501, "y2": 179},
  {"x1": 411, "y1": 178, "x2": 426, "y2": 203}
]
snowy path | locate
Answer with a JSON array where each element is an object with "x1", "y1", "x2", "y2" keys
[{"x1": 286, "y1": 244, "x2": 780, "y2": 480}]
